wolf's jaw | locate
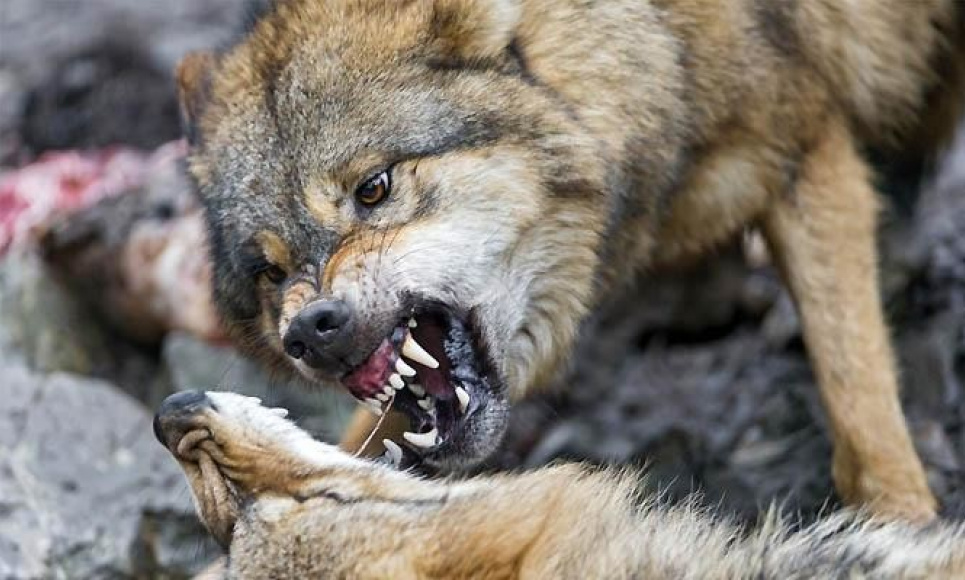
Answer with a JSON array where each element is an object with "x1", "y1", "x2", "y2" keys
[{"x1": 340, "y1": 309, "x2": 491, "y2": 463}]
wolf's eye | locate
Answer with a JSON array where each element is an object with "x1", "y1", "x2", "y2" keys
[
  {"x1": 355, "y1": 170, "x2": 390, "y2": 206},
  {"x1": 263, "y1": 265, "x2": 287, "y2": 284}
]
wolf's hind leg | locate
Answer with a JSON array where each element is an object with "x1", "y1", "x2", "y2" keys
[{"x1": 761, "y1": 120, "x2": 936, "y2": 520}]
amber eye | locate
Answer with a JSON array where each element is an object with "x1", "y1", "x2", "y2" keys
[
  {"x1": 355, "y1": 170, "x2": 391, "y2": 206},
  {"x1": 263, "y1": 265, "x2": 287, "y2": 284}
]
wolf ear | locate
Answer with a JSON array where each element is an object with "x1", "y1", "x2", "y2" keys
[
  {"x1": 432, "y1": 0, "x2": 521, "y2": 60},
  {"x1": 175, "y1": 51, "x2": 215, "y2": 146}
]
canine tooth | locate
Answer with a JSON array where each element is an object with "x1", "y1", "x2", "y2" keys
[
  {"x1": 402, "y1": 335, "x2": 439, "y2": 368},
  {"x1": 383, "y1": 439, "x2": 403, "y2": 466},
  {"x1": 408, "y1": 318, "x2": 418, "y2": 328},
  {"x1": 408, "y1": 383, "x2": 425, "y2": 397},
  {"x1": 417, "y1": 397, "x2": 433, "y2": 411},
  {"x1": 389, "y1": 373, "x2": 405, "y2": 389},
  {"x1": 403, "y1": 428, "x2": 438, "y2": 448},
  {"x1": 455, "y1": 386, "x2": 470, "y2": 414},
  {"x1": 395, "y1": 359, "x2": 417, "y2": 377},
  {"x1": 270, "y1": 407, "x2": 289, "y2": 418}
]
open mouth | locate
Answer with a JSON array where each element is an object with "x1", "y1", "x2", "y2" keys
[{"x1": 340, "y1": 306, "x2": 506, "y2": 469}]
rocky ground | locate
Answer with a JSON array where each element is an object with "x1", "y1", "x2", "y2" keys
[{"x1": 1, "y1": 1, "x2": 964, "y2": 577}]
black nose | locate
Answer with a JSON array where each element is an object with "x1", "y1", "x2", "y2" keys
[
  {"x1": 282, "y1": 299, "x2": 352, "y2": 368},
  {"x1": 153, "y1": 390, "x2": 211, "y2": 448}
]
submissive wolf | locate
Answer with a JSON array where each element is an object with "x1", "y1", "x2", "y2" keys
[{"x1": 155, "y1": 391, "x2": 965, "y2": 579}]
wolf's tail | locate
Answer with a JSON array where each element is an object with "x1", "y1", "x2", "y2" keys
[{"x1": 740, "y1": 509, "x2": 965, "y2": 578}]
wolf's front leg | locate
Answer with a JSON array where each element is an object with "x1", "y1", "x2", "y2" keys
[
  {"x1": 154, "y1": 391, "x2": 377, "y2": 543},
  {"x1": 155, "y1": 390, "x2": 559, "y2": 579},
  {"x1": 761, "y1": 120, "x2": 936, "y2": 520}
]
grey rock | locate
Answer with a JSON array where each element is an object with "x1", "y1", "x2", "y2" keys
[{"x1": 0, "y1": 362, "x2": 217, "y2": 579}]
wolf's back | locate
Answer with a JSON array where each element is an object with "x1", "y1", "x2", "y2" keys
[{"x1": 797, "y1": 0, "x2": 965, "y2": 153}]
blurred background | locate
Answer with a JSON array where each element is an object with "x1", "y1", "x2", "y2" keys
[{"x1": 1, "y1": 1, "x2": 964, "y2": 578}]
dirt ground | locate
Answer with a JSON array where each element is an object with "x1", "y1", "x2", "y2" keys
[{"x1": 1, "y1": 1, "x2": 964, "y2": 576}]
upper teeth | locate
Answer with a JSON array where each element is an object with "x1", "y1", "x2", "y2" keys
[
  {"x1": 407, "y1": 318, "x2": 418, "y2": 328},
  {"x1": 408, "y1": 383, "x2": 425, "y2": 397},
  {"x1": 395, "y1": 358, "x2": 417, "y2": 377},
  {"x1": 389, "y1": 373, "x2": 405, "y2": 389},
  {"x1": 364, "y1": 398, "x2": 384, "y2": 416},
  {"x1": 403, "y1": 428, "x2": 438, "y2": 448},
  {"x1": 402, "y1": 334, "x2": 439, "y2": 369},
  {"x1": 455, "y1": 386, "x2": 470, "y2": 414}
]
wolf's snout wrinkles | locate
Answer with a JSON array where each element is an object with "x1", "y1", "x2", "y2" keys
[{"x1": 283, "y1": 299, "x2": 353, "y2": 368}]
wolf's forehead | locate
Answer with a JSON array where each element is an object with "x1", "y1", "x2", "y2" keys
[{"x1": 268, "y1": 69, "x2": 475, "y2": 171}]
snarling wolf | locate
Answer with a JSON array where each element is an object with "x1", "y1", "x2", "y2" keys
[
  {"x1": 154, "y1": 391, "x2": 965, "y2": 579},
  {"x1": 177, "y1": 0, "x2": 965, "y2": 518}
]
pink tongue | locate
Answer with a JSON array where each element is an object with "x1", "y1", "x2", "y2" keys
[{"x1": 341, "y1": 339, "x2": 395, "y2": 400}]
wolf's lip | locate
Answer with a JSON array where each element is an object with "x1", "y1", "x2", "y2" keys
[{"x1": 340, "y1": 309, "x2": 484, "y2": 459}]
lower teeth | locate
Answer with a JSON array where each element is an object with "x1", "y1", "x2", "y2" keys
[
  {"x1": 455, "y1": 386, "x2": 470, "y2": 413},
  {"x1": 403, "y1": 428, "x2": 438, "y2": 448},
  {"x1": 383, "y1": 439, "x2": 403, "y2": 466}
]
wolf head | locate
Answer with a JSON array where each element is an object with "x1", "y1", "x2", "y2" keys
[{"x1": 178, "y1": 0, "x2": 607, "y2": 470}]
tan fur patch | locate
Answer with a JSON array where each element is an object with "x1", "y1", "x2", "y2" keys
[
  {"x1": 278, "y1": 279, "x2": 319, "y2": 338},
  {"x1": 255, "y1": 230, "x2": 293, "y2": 271},
  {"x1": 303, "y1": 180, "x2": 344, "y2": 229}
]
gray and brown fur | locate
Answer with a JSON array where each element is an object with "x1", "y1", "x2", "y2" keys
[
  {"x1": 157, "y1": 392, "x2": 965, "y2": 579},
  {"x1": 178, "y1": 0, "x2": 965, "y2": 519}
]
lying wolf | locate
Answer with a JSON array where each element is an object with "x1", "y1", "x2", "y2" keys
[
  {"x1": 154, "y1": 391, "x2": 965, "y2": 579},
  {"x1": 176, "y1": 0, "x2": 965, "y2": 519}
]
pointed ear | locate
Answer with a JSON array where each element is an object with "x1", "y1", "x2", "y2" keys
[
  {"x1": 175, "y1": 51, "x2": 215, "y2": 146},
  {"x1": 432, "y1": 0, "x2": 521, "y2": 60}
]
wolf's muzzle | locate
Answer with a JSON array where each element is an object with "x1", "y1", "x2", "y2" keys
[
  {"x1": 282, "y1": 298, "x2": 354, "y2": 370},
  {"x1": 153, "y1": 390, "x2": 213, "y2": 449}
]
